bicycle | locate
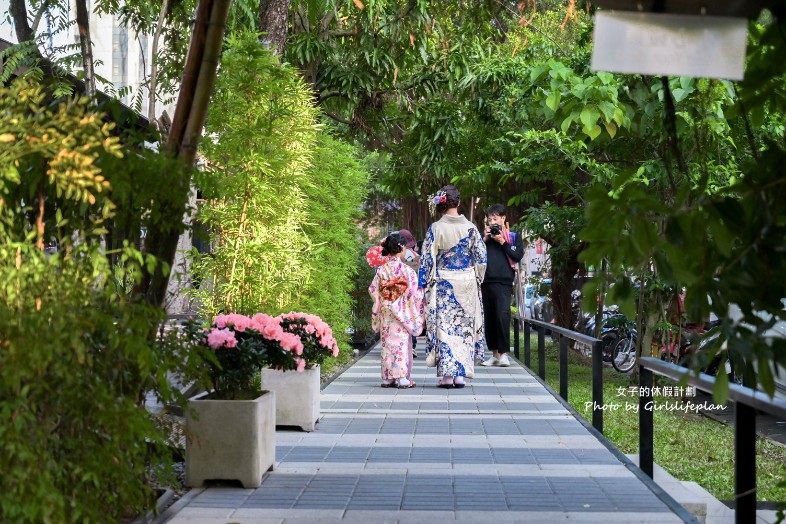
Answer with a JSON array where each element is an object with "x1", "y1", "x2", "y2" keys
[{"x1": 611, "y1": 325, "x2": 638, "y2": 373}]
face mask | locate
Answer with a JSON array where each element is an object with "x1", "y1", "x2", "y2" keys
[{"x1": 404, "y1": 249, "x2": 416, "y2": 262}]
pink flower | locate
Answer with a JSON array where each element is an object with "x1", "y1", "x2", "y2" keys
[
  {"x1": 296, "y1": 357, "x2": 306, "y2": 372},
  {"x1": 279, "y1": 332, "x2": 304, "y2": 355},
  {"x1": 207, "y1": 327, "x2": 237, "y2": 349},
  {"x1": 213, "y1": 314, "x2": 230, "y2": 328},
  {"x1": 224, "y1": 313, "x2": 252, "y2": 332}
]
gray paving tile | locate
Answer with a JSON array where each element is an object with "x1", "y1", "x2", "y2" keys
[{"x1": 166, "y1": 342, "x2": 687, "y2": 522}]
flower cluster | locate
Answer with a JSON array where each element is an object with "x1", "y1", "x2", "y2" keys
[
  {"x1": 428, "y1": 190, "x2": 448, "y2": 216},
  {"x1": 365, "y1": 245, "x2": 389, "y2": 268},
  {"x1": 194, "y1": 312, "x2": 340, "y2": 399},
  {"x1": 277, "y1": 312, "x2": 340, "y2": 368},
  {"x1": 199, "y1": 313, "x2": 305, "y2": 399}
]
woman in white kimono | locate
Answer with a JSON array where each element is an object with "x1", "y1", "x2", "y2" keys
[
  {"x1": 369, "y1": 233, "x2": 425, "y2": 388},
  {"x1": 418, "y1": 185, "x2": 487, "y2": 388}
]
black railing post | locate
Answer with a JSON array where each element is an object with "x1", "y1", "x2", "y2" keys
[
  {"x1": 524, "y1": 322, "x2": 531, "y2": 368},
  {"x1": 591, "y1": 340, "x2": 603, "y2": 434},
  {"x1": 735, "y1": 402, "x2": 756, "y2": 523},
  {"x1": 513, "y1": 315, "x2": 520, "y2": 360},
  {"x1": 639, "y1": 365, "x2": 654, "y2": 478},
  {"x1": 559, "y1": 334, "x2": 568, "y2": 401},
  {"x1": 538, "y1": 326, "x2": 546, "y2": 380}
]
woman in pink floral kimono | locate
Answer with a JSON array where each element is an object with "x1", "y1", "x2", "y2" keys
[{"x1": 369, "y1": 233, "x2": 425, "y2": 388}]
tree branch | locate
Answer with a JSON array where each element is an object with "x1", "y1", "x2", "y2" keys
[
  {"x1": 323, "y1": 110, "x2": 353, "y2": 126},
  {"x1": 316, "y1": 91, "x2": 343, "y2": 103},
  {"x1": 661, "y1": 76, "x2": 687, "y2": 178}
]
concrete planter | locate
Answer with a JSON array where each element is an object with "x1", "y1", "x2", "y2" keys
[
  {"x1": 185, "y1": 391, "x2": 275, "y2": 488},
  {"x1": 260, "y1": 364, "x2": 320, "y2": 432}
]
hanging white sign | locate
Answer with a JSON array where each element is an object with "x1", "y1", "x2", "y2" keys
[{"x1": 591, "y1": 11, "x2": 748, "y2": 80}]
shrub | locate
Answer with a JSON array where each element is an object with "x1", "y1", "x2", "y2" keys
[
  {"x1": 191, "y1": 32, "x2": 319, "y2": 317},
  {"x1": 297, "y1": 133, "x2": 370, "y2": 357},
  {"x1": 0, "y1": 79, "x2": 197, "y2": 522}
]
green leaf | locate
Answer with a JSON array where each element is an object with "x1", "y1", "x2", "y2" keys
[
  {"x1": 546, "y1": 91, "x2": 561, "y2": 112},
  {"x1": 596, "y1": 71, "x2": 613, "y2": 85},
  {"x1": 580, "y1": 107, "x2": 600, "y2": 130},
  {"x1": 561, "y1": 113, "x2": 576, "y2": 133},
  {"x1": 758, "y1": 357, "x2": 775, "y2": 397},
  {"x1": 598, "y1": 101, "x2": 616, "y2": 123},
  {"x1": 671, "y1": 88, "x2": 689, "y2": 103},
  {"x1": 530, "y1": 63, "x2": 550, "y2": 83},
  {"x1": 583, "y1": 123, "x2": 602, "y2": 140},
  {"x1": 713, "y1": 364, "x2": 729, "y2": 404},
  {"x1": 603, "y1": 121, "x2": 617, "y2": 139},
  {"x1": 708, "y1": 217, "x2": 734, "y2": 257}
]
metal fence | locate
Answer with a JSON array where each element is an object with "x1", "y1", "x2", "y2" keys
[
  {"x1": 512, "y1": 314, "x2": 606, "y2": 434},
  {"x1": 638, "y1": 357, "x2": 786, "y2": 524}
]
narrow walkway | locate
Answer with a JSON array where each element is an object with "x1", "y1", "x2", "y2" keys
[{"x1": 162, "y1": 341, "x2": 693, "y2": 523}]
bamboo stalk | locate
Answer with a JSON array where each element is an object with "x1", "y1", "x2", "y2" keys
[
  {"x1": 179, "y1": 0, "x2": 234, "y2": 163},
  {"x1": 164, "y1": 0, "x2": 212, "y2": 158},
  {"x1": 226, "y1": 187, "x2": 250, "y2": 308}
]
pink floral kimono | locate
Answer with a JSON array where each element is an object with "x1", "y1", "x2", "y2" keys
[{"x1": 369, "y1": 257, "x2": 424, "y2": 381}]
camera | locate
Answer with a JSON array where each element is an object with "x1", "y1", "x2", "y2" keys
[{"x1": 490, "y1": 224, "x2": 502, "y2": 236}]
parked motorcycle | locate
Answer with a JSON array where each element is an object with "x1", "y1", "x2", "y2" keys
[{"x1": 679, "y1": 321, "x2": 742, "y2": 384}]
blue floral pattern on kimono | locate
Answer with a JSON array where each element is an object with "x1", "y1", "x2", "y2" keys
[{"x1": 419, "y1": 216, "x2": 487, "y2": 379}]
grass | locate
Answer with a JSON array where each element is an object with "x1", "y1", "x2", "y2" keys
[{"x1": 535, "y1": 342, "x2": 786, "y2": 502}]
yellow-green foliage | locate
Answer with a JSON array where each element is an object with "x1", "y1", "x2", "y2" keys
[
  {"x1": 193, "y1": 33, "x2": 320, "y2": 316},
  {"x1": 297, "y1": 133, "x2": 370, "y2": 351},
  {"x1": 0, "y1": 79, "x2": 196, "y2": 522}
]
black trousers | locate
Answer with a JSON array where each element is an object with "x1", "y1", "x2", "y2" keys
[{"x1": 482, "y1": 282, "x2": 512, "y2": 354}]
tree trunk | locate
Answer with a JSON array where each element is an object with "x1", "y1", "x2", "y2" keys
[
  {"x1": 548, "y1": 242, "x2": 585, "y2": 330},
  {"x1": 258, "y1": 0, "x2": 292, "y2": 56},
  {"x1": 9, "y1": 0, "x2": 34, "y2": 43},
  {"x1": 74, "y1": 0, "x2": 96, "y2": 99},
  {"x1": 138, "y1": 0, "x2": 232, "y2": 309}
]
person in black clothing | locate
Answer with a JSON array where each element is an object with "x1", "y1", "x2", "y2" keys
[{"x1": 480, "y1": 204, "x2": 525, "y2": 367}]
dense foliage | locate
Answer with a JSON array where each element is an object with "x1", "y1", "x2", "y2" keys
[
  {"x1": 191, "y1": 34, "x2": 370, "y2": 364},
  {"x1": 0, "y1": 81, "x2": 197, "y2": 522},
  {"x1": 297, "y1": 133, "x2": 370, "y2": 349},
  {"x1": 191, "y1": 33, "x2": 319, "y2": 316}
]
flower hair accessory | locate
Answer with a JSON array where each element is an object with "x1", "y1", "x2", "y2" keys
[
  {"x1": 428, "y1": 190, "x2": 448, "y2": 216},
  {"x1": 365, "y1": 245, "x2": 390, "y2": 267}
]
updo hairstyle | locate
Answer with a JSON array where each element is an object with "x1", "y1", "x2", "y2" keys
[
  {"x1": 381, "y1": 233, "x2": 405, "y2": 257},
  {"x1": 435, "y1": 184, "x2": 460, "y2": 215}
]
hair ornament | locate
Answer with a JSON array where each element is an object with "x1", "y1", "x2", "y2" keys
[{"x1": 427, "y1": 190, "x2": 448, "y2": 216}]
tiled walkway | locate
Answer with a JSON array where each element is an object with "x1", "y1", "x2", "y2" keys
[{"x1": 162, "y1": 341, "x2": 694, "y2": 523}]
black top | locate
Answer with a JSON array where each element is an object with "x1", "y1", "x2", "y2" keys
[{"x1": 483, "y1": 232, "x2": 525, "y2": 285}]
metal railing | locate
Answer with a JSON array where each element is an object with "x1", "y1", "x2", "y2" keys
[
  {"x1": 638, "y1": 356, "x2": 786, "y2": 524},
  {"x1": 512, "y1": 314, "x2": 606, "y2": 434}
]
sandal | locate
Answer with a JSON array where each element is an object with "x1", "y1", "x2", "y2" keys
[
  {"x1": 380, "y1": 381, "x2": 395, "y2": 388},
  {"x1": 398, "y1": 381, "x2": 416, "y2": 389}
]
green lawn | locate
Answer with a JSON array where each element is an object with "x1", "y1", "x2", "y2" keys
[{"x1": 533, "y1": 343, "x2": 786, "y2": 501}]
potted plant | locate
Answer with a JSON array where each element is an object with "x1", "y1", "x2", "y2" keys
[
  {"x1": 260, "y1": 312, "x2": 340, "y2": 431},
  {"x1": 184, "y1": 313, "x2": 304, "y2": 488}
]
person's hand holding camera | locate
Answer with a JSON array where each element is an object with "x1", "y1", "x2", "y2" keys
[{"x1": 488, "y1": 222, "x2": 507, "y2": 244}]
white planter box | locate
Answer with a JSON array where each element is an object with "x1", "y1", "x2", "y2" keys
[
  {"x1": 185, "y1": 391, "x2": 275, "y2": 488},
  {"x1": 260, "y1": 364, "x2": 320, "y2": 432}
]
